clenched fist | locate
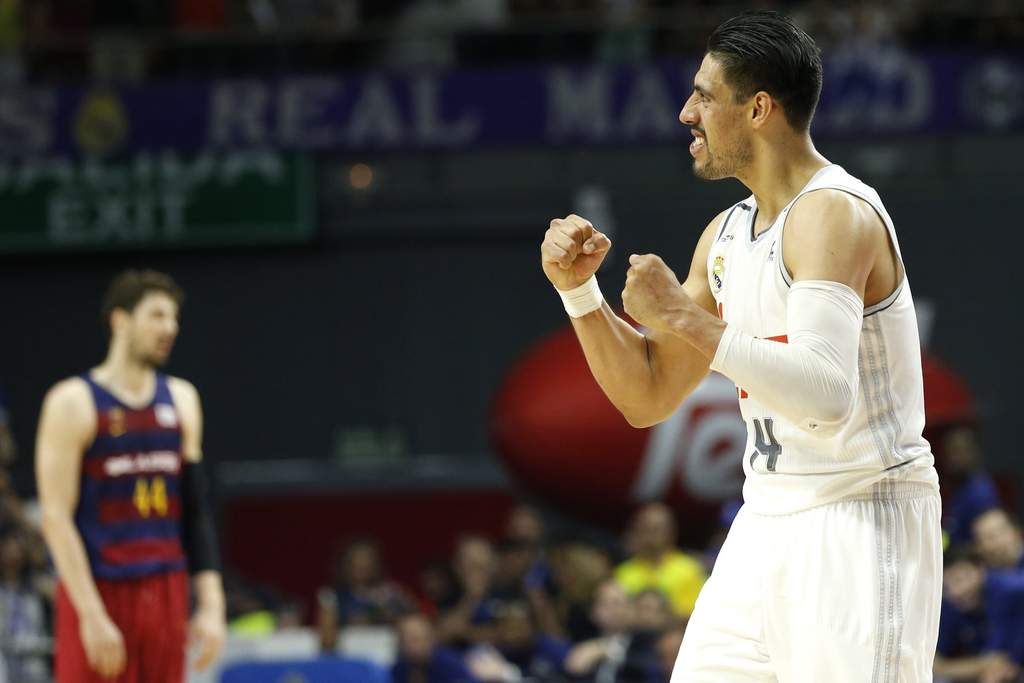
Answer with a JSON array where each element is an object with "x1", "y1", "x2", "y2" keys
[
  {"x1": 622, "y1": 254, "x2": 692, "y2": 332},
  {"x1": 541, "y1": 214, "x2": 612, "y2": 291}
]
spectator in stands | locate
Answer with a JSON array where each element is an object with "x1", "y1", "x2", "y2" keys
[
  {"x1": 438, "y1": 535, "x2": 500, "y2": 647},
  {"x1": 392, "y1": 611, "x2": 479, "y2": 683},
  {"x1": 465, "y1": 600, "x2": 570, "y2": 681},
  {"x1": 934, "y1": 546, "x2": 993, "y2": 681},
  {"x1": 971, "y1": 509, "x2": 1024, "y2": 681},
  {"x1": 941, "y1": 425, "x2": 1001, "y2": 546},
  {"x1": 632, "y1": 589, "x2": 673, "y2": 634},
  {"x1": 504, "y1": 504, "x2": 545, "y2": 548},
  {"x1": 418, "y1": 559, "x2": 457, "y2": 619},
  {"x1": 498, "y1": 504, "x2": 565, "y2": 640},
  {"x1": 614, "y1": 503, "x2": 706, "y2": 618},
  {"x1": 564, "y1": 578, "x2": 660, "y2": 682},
  {"x1": 973, "y1": 509, "x2": 1024, "y2": 572},
  {"x1": 0, "y1": 532, "x2": 50, "y2": 683},
  {"x1": 317, "y1": 537, "x2": 414, "y2": 650},
  {"x1": 549, "y1": 539, "x2": 613, "y2": 642}
]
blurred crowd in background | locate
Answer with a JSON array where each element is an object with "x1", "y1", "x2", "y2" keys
[
  {"x1": 0, "y1": 0, "x2": 1022, "y2": 82},
  {"x1": 3, "y1": 378, "x2": 1024, "y2": 681}
]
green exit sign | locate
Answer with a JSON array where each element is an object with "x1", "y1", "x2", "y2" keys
[{"x1": 0, "y1": 150, "x2": 315, "y2": 252}]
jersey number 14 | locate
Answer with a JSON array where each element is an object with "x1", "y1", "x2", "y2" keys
[{"x1": 751, "y1": 418, "x2": 782, "y2": 472}]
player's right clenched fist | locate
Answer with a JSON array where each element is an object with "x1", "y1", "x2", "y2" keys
[{"x1": 541, "y1": 214, "x2": 612, "y2": 291}]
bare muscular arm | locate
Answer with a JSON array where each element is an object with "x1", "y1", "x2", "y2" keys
[
  {"x1": 541, "y1": 212, "x2": 726, "y2": 428},
  {"x1": 36, "y1": 378, "x2": 126, "y2": 677}
]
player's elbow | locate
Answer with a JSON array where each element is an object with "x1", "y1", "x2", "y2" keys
[
  {"x1": 620, "y1": 401, "x2": 674, "y2": 429},
  {"x1": 39, "y1": 504, "x2": 73, "y2": 540},
  {"x1": 801, "y1": 379, "x2": 855, "y2": 437}
]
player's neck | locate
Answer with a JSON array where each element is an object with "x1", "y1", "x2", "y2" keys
[
  {"x1": 94, "y1": 347, "x2": 155, "y2": 397},
  {"x1": 737, "y1": 136, "x2": 830, "y2": 225}
]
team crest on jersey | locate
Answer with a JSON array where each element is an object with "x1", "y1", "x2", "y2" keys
[
  {"x1": 712, "y1": 255, "x2": 726, "y2": 292},
  {"x1": 108, "y1": 408, "x2": 126, "y2": 437},
  {"x1": 155, "y1": 404, "x2": 178, "y2": 428}
]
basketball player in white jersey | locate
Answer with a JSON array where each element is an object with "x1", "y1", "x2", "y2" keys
[{"x1": 541, "y1": 11, "x2": 941, "y2": 682}]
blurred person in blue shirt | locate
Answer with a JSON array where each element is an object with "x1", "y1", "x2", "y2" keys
[
  {"x1": 941, "y1": 426, "x2": 1000, "y2": 547},
  {"x1": 465, "y1": 600, "x2": 570, "y2": 682},
  {"x1": 438, "y1": 535, "x2": 502, "y2": 647},
  {"x1": 934, "y1": 546, "x2": 991, "y2": 681},
  {"x1": 392, "y1": 611, "x2": 479, "y2": 683}
]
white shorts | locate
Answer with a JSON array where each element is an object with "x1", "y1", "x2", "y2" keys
[{"x1": 672, "y1": 486, "x2": 942, "y2": 683}]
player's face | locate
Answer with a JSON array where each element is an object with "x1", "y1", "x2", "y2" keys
[
  {"x1": 126, "y1": 292, "x2": 180, "y2": 368},
  {"x1": 679, "y1": 54, "x2": 753, "y2": 180}
]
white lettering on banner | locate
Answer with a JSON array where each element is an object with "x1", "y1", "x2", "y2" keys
[
  {"x1": 48, "y1": 193, "x2": 190, "y2": 244},
  {"x1": 279, "y1": 77, "x2": 341, "y2": 147},
  {"x1": 221, "y1": 151, "x2": 284, "y2": 183},
  {"x1": 0, "y1": 90, "x2": 55, "y2": 154},
  {"x1": 346, "y1": 77, "x2": 404, "y2": 145},
  {"x1": 630, "y1": 374, "x2": 746, "y2": 502},
  {"x1": 820, "y1": 49, "x2": 932, "y2": 132},
  {"x1": 546, "y1": 68, "x2": 611, "y2": 139},
  {"x1": 9, "y1": 158, "x2": 74, "y2": 190},
  {"x1": 209, "y1": 75, "x2": 481, "y2": 149},
  {"x1": 208, "y1": 80, "x2": 270, "y2": 145},
  {"x1": 105, "y1": 451, "x2": 180, "y2": 478},
  {"x1": 621, "y1": 67, "x2": 680, "y2": 139},
  {"x1": 413, "y1": 77, "x2": 479, "y2": 145}
]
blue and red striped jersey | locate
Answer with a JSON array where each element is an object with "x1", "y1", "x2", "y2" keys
[{"x1": 77, "y1": 373, "x2": 187, "y2": 580}]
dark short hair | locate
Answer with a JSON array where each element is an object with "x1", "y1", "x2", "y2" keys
[
  {"x1": 707, "y1": 11, "x2": 823, "y2": 131},
  {"x1": 101, "y1": 269, "x2": 184, "y2": 334},
  {"x1": 944, "y1": 544, "x2": 983, "y2": 569}
]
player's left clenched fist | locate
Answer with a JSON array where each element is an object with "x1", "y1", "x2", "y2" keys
[{"x1": 622, "y1": 254, "x2": 690, "y2": 332}]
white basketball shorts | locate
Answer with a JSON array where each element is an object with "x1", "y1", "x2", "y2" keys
[{"x1": 672, "y1": 485, "x2": 942, "y2": 682}]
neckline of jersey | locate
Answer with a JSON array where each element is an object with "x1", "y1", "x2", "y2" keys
[
  {"x1": 747, "y1": 163, "x2": 839, "y2": 244},
  {"x1": 87, "y1": 371, "x2": 160, "y2": 411}
]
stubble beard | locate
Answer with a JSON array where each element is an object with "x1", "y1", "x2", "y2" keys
[{"x1": 693, "y1": 137, "x2": 753, "y2": 181}]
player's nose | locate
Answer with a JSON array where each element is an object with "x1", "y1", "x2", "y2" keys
[{"x1": 679, "y1": 97, "x2": 698, "y2": 126}]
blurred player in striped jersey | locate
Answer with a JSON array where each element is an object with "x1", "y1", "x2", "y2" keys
[{"x1": 36, "y1": 270, "x2": 225, "y2": 682}]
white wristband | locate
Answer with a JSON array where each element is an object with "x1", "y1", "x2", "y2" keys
[{"x1": 556, "y1": 276, "x2": 604, "y2": 318}]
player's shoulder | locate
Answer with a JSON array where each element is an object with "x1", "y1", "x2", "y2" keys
[
  {"x1": 43, "y1": 376, "x2": 92, "y2": 409},
  {"x1": 40, "y1": 376, "x2": 94, "y2": 427},
  {"x1": 694, "y1": 205, "x2": 741, "y2": 255},
  {"x1": 787, "y1": 187, "x2": 885, "y2": 247},
  {"x1": 166, "y1": 376, "x2": 201, "y2": 408}
]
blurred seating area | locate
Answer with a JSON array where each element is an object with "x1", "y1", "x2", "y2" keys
[
  {"x1": 4, "y1": 469, "x2": 1024, "y2": 681},
  {"x1": 0, "y1": 0, "x2": 1022, "y2": 82}
]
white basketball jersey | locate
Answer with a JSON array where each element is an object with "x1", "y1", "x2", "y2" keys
[{"x1": 707, "y1": 164, "x2": 939, "y2": 515}]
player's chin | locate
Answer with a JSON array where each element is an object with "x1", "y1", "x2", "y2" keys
[
  {"x1": 693, "y1": 160, "x2": 727, "y2": 181},
  {"x1": 144, "y1": 351, "x2": 171, "y2": 368}
]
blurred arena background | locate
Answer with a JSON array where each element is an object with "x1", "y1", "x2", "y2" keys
[{"x1": 0, "y1": 1, "x2": 1023, "y2": 681}]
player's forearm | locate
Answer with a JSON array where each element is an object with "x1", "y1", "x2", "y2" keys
[
  {"x1": 40, "y1": 510, "x2": 106, "y2": 619},
  {"x1": 571, "y1": 303, "x2": 676, "y2": 427},
  {"x1": 193, "y1": 570, "x2": 226, "y2": 616},
  {"x1": 684, "y1": 281, "x2": 862, "y2": 436}
]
